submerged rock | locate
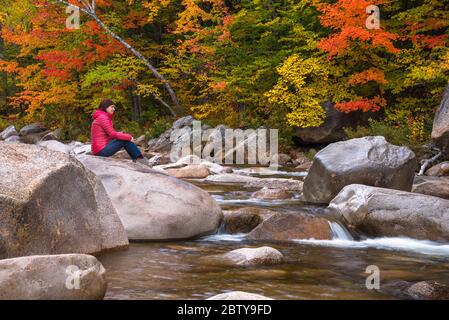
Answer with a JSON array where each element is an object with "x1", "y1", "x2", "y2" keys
[
  {"x1": 407, "y1": 281, "x2": 449, "y2": 300},
  {"x1": 328, "y1": 184, "x2": 449, "y2": 241},
  {"x1": 0, "y1": 254, "x2": 107, "y2": 300},
  {"x1": 303, "y1": 136, "x2": 417, "y2": 204},
  {"x1": 76, "y1": 155, "x2": 223, "y2": 241},
  {"x1": 207, "y1": 247, "x2": 284, "y2": 266},
  {"x1": 222, "y1": 207, "x2": 275, "y2": 234},
  {"x1": 247, "y1": 212, "x2": 333, "y2": 241},
  {"x1": 0, "y1": 142, "x2": 129, "y2": 259}
]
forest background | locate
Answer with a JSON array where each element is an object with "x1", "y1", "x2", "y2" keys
[{"x1": 0, "y1": 0, "x2": 448, "y2": 151}]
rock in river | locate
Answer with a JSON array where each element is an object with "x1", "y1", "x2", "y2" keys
[
  {"x1": 407, "y1": 281, "x2": 449, "y2": 300},
  {"x1": 222, "y1": 207, "x2": 275, "y2": 234},
  {"x1": 0, "y1": 142, "x2": 129, "y2": 259},
  {"x1": 328, "y1": 184, "x2": 449, "y2": 241},
  {"x1": 303, "y1": 136, "x2": 417, "y2": 204},
  {"x1": 0, "y1": 254, "x2": 107, "y2": 300},
  {"x1": 206, "y1": 247, "x2": 283, "y2": 266},
  {"x1": 207, "y1": 291, "x2": 274, "y2": 300},
  {"x1": 412, "y1": 176, "x2": 449, "y2": 200},
  {"x1": 76, "y1": 155, "x2": 223, "y2": 241},
  {"x1": 247, "y1": 212, "x2": 333, "y2": 241}
]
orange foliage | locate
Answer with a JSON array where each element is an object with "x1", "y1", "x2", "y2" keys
[
  {"x1": 348, "y1": 68, "x2": 387, "y2": 85},
  {"x1": 314, "y1": 0, "x2": 400, "y2": 58},
  {"x1": 335, "y1": 96, "x2": 387, "y2": 113}
]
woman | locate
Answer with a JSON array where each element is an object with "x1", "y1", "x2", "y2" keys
[{"x1": 91, "y1": 99, "x2": 149, "y2": 165}]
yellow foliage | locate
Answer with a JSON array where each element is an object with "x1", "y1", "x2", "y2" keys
[{"x1": 265, "y1": 54, "x2": 329, "y2": 128}]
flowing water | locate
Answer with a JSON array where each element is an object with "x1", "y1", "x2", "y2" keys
[{"x1": 98, "y1": 166, "x2": 449, "y2": 300}]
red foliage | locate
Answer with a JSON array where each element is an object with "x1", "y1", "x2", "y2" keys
[
  {"x1": 335, "y1": 96, "x2": 387, "y2": 113},
  {"x1": 314, "y1": 0, "x2": 400, "y2": 58},
  {"x1": 411, "y1": 34, "x2": 447, "y2": 49},
  {"x1": 348, "y1": 68, "x2": 387, "y2": 85}
]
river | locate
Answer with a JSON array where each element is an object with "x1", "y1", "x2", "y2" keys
[{"x1": 98, "y1": 167, "x2": 449, "y2": 300}]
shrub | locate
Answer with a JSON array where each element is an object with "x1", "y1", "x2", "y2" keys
[{"x1": 343, "y1": 118, "x2": 426, "y2": 147}]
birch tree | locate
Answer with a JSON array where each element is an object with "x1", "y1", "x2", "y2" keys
[{"x1": 53, "y1": 0, "x2": 182, "y2": 117}]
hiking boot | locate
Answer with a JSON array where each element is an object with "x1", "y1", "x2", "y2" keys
[{"x1": 134, "y1": 157, "x2": 152, "y2": 167}]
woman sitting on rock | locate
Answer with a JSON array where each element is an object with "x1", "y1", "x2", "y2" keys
[{"x1": 91, "y1": 99, "x2": 149, "y2": 165}]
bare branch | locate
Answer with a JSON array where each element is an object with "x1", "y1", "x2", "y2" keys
[
  {"x1": 418, "y1": 148, "x2": 442, "y2": 175},
  {"x1": 80, "y1": 0, "x2": 92, "y2": 12}
]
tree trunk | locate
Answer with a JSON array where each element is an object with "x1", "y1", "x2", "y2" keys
[{"x1": 128, "y1": 83, "x2": 142, "y2": 123}]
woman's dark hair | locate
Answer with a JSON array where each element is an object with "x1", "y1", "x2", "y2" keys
[{"x1": 99, "y1": 99, "x2": 115, "y2": 111}]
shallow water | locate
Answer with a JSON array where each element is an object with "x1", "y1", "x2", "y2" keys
[
  {"x1": 98, "y1": 165, "x2": 449, "y2": 300},
  {"x1": 99, "y1": 239, "x2": 449, "y2": 300}
]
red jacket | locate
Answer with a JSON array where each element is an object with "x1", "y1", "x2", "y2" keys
[{"x1": 91, "y1": 109, "x2": 132, "y2": 155}]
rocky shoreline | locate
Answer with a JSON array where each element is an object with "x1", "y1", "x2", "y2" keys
[{"x1": 1, "y1": 85, "x2": 449, "y2": 300}]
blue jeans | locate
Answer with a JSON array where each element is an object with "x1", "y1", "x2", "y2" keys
[{"x1": 96, "y1": 139, "x2": 142, "y2": 160}]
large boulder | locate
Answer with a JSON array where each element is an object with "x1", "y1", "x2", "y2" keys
[
  {"x1": 0, "y1": 142, "x2": 129, "y2": 259},
  {"x1": 328, "y1": 184, "x2": 449, "y2": 241},
  {"x1": 147, "y1": 116, "x2": 195, "y2": 154},
  {"x1": 294, "y1": 101, "x2": 345, "y2": 144},
  {"x1": 0, "y1": 254, "x2": 107, "y2": 300},
  {"x1": 206, "y1": 247, "x2": 284, "y2": 266},
  {"x1": 431, "y1": 84, "x2": 449, "y2": 159},
  {"x1": 303, "y1": 136, "x2": 417, "y2": 204},
  {"x1": 412, "y1": 176, "x2": 449, "y2": 200},
  {"x1": 76, "y1": 155, "x2": 223, "y2": 240},
  {"x1": 246, "y1": 212, "x2": 333, "y2": 241}
]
